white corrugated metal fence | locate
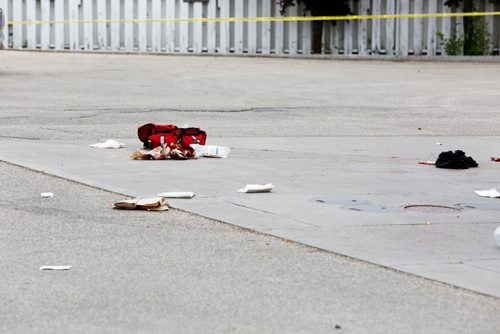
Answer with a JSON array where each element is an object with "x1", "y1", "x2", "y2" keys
[{"x1": 0, "y1": 0, "x2": 498, "y2": 56}]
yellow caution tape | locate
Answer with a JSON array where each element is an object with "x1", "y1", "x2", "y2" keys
[{"x1": 7, "y1": 11, "x2": 500, "y2": 26}]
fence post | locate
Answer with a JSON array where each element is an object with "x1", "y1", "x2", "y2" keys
[
  {"x1": 441, "y1": 1, "x2": 452, "y2": 56},
  {"x1": 218, "y1": 0, "x2": 230, "y2": 53},
  {"x1": 41, "y1": 0, "x2": 52, "y2": 49},
  {"x1": 398, "y1": 0, "x2": 409, "y2": 56},
  {"x1": 193, "y1": 2, "x2": 203, "y2": 53},
  {"x1": 83, "y1": 0, "x2": 93, "y2": 50},
  {"x1": 358, "y1": 0, "x2": 369, "y2": 55},
  {"x1": 152, "y1": 0, "x2": 162, "y2": 52},
  {"x1": 234, "y1": 0, "x2": 244, "y2": 53},
  {"x1": 485, "y1": 1, "x2": 495, "y2": 54},
  {"x1": 207, "y1": 0, "x2": 217, "y2": 52},
  {"x1": 179, "y1": 0, "x2": 189, "y2": 52},
  {"x1": 386, "y1": 0, "x2": 396, "y2": 55},
  {"x1": 287, "y1": 4, "x2": 298, "y2": 54},
  {"x1": 274, "y1": 0, "x2": 284, "y2": 54},
  {"x1": 371, "y1": 0, "x2": 381, "y2": 53},
  {"x1": 110, "y1": 0, "x2": 120, "y2": 51},
  {"x1": 0, "y1": 0, "x2": 8, "y2": 48},
  {"x1": 12, "y1": 0, "x2": 22, "y2": 48},
  {"x1": 427, "y1": 0, "x2": 438, "y2": 55},
  {"x1": 261, "y1": 0, "x2": 271, "y2": 54},
  {"x1": 247, "y1": 0, "x2": 257, "y2": 54},
  {"x1": 165, "y1": 0, "x2": 175, "y2": 52},
  {"x1": 54, "y1": 0, "x2": 65, "y2": 50},
  {"x1": 25, "y1": 0, "x2": 36, "y2": 49},
  {"x1": 301, "y1": 10, "x2": 311, "y2": 54},
  {"x1": 96, "y1": 0, "x2": 107, "y2": 50},
  {"x1": 413, "y1": 0, "x2": 424, "y2": 55},
  {"x1": 137, "y1": 0, "x2": 147, "y2": 51}
]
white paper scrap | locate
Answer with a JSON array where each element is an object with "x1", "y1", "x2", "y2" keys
[
  {"x1": 191, "y1": 144, "x2": 231, "y2": 159},
  {"x1": 89, "y1": 139, "x2": 125, "y2": 149},
  {"x1": 41, "y1": 192, "x2": 54, "y2": 198},
  {"x1": 238, "y1": 184, "x2": 275, "y2": 193},
  {"x1": 40, "y1": 265, "x2": 72, "y2": 271},
  {"x1": 157, "y1": 192, "x2": 195, "y2": 199},
  {"x1": 475, "y1": 189, "x2": 500, "y2": 198}
]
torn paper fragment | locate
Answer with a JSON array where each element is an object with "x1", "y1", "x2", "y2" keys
[
  {"x1": 238, "y1": 184, "x2": 275, "y2": 193},
  {"x1": 89, "y1": 139, "x2": 125, "y2": 149},
  {"x1": 40, "y1": 265, "x2": 72, "y2": 271},
  {"x1": 418, "y1": 161, "x2": 435, "y2": 165},
  {"x1": 474, "y1": 189, "x2": 500, "y2": 198},
  {"x1": 191, "y1": 144, "x2": 231, "y2": 159},
  {"x1": 113, "y1": 197, "x2": 169, "y2": 211},
  {"x1": 41, "y1": 192, "x2": 54, "y2": 198},
  {"x1": 157, "y1": 192, "x2": 195, "y2": 199}
]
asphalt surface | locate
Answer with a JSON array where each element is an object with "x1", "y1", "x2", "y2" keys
[
  {"x1": 1, "y1": 161, "x2": 500, "y2": 334},
  {"x1": 1, "y1": 51, "x2": 500, "y2": 141},
  {"x1": 1, "y1": 50, "x2": 500, "y2": 333}
]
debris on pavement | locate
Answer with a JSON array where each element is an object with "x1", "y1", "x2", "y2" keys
[
  {"x1": 238, "y1": 184, "x2": 275, "y2": 193},
  {"x1": 138, "y1": 123, "x2": 207, "y2": 149},
  {"x1": 113, "y1": 197, "x2": 169, "y2": 211},
  {"x1": 131, "y1": 143, "x2": 195, "y2": 160},
  {"x1": 191, "y1": 144, "x2": 231, "y2": 159},
  {"x1": 436, "y1": 142, "x2": 443, "y2": 146},
  {"x1": 157, "y1": 192, "x2": 195, "y2": 199},
  {"x1": 435, "y1": 150, "x2": 478, "y2": 169},
  {"x1": 491, "y1": 157, "x2": 500, "y2": 162},
  {"x1": 495, "y1": 226, "x2": 500, "y2": 247},
  {"x1": 40, "y1": 265, "x2": 72, "y2": 271},
  {"x1": 474, "y1": 189, "x2": 500, "y2": 198},
  {"x1": 41, "y1": 192, "x2": 54, "y2": 198},
  {"x1": 89, "y1": 139, "x2": 125, "y2": 149},
  {"x1": 418, "y1": 161, "x2": 435, "y2": 165}
]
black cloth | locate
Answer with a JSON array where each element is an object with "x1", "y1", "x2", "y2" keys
[{"x1": 435, "y1": 150, "x2": 478, "y2": 169}]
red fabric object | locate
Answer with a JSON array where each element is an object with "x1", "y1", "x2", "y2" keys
[
  {"x1": 491, "y1": 157, "x2": 500, "y2": 162},
  {"x1": 138, "y1": 123, "x2": 206, "y2": 149}
]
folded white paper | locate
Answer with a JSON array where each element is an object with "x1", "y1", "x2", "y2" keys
[
  {"x1": 40, "y1": 265, "x2": 72, "y2": 271},
  {"x1": 238, "y1": 184, "x2": 275, "y2": 193},
  {"x1": 89, "y1": 139, "x2": 125, "y2": 149},
  {"x1": 41, "y1": 192, "x2": 54, "y2": 198},
  {"x1": 191, "y1": 144, "x2": 231, "y2": 159},
  {"x1": 157, "y1": 192, "x2": 195, "y2": 199},
  {"x1": 474, "y1": 189, "x2": 500, "y2": 198}
]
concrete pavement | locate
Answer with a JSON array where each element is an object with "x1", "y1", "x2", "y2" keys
[
  {"x1": 2, "y1": 161, "x2": 500, "y2": 333},
  {"x1": 1, "y1": 50, "x2": 500, "y2": 332}
]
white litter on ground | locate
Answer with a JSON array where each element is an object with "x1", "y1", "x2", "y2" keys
[
  {"x1": 238, "y1": 184, "x2": 275, "y2": 193},
  {"x1": 40, "y1": 265, "x2": 72, "y2": 271},
  {"x1": 474, "y1": 189, "x2": 500, "y2": 198},
  {"x1": 89, "y1": 139, "x2": 125, "y2": 149},
  {"x1": 41, "y1": 192, "x2": 54, "y2": 198},
  {"x1": 191, "y1": 144, "x2": 231, "y2": 159},
  {"x1": 157, "y1": 192, "x2": 195, "y2": 198}
]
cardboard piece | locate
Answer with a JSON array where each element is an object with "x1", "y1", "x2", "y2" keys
[{"x1": 113, "y1": 197, "x2": 169, "y2": 211}]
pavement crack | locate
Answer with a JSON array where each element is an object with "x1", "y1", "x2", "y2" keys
[
  {"x1": 226, "y1": 201, "x2": 318, "y2": 227},
  {"x1": 62, "y1": 105, "x2": 324, "y2": 115},
  {"x1": 0, "y1": 135, "x2": 41, "y2": 140}
]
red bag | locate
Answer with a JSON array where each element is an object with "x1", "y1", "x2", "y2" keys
[{"x1": 138, "y1": 123, "x2": 207, "y2": 149}]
